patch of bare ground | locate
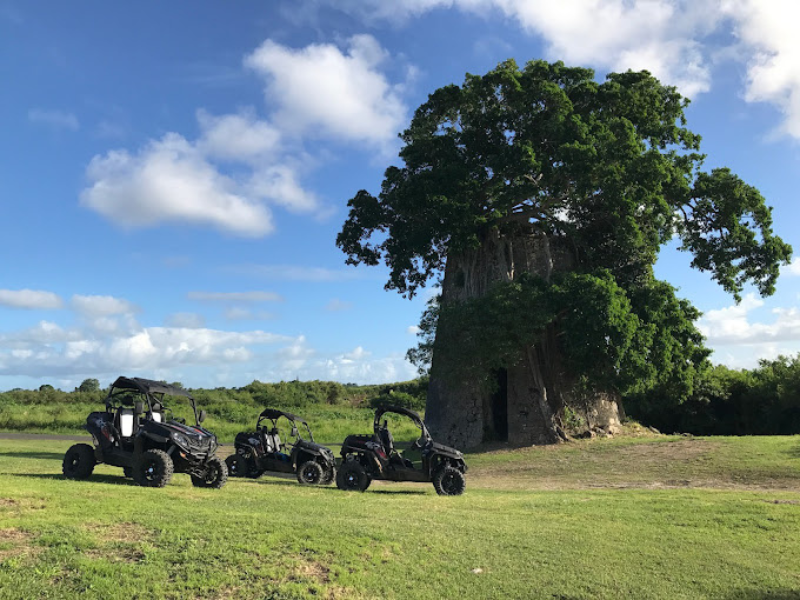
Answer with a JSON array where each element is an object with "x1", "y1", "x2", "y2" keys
[
  {"x1": 289, "y1": 557, "x2": 330, "y2": 584},
  {"x1": 0, "y1": 497, "x2": 46, "y2": 512},
  {"x1": 83, "y1": 521, "x2": 152, "y2": 544},
  {"x1": 82, "y1": 522, "x2": 150, "y2": 563},
  {"x1": 0, "y1": 527, "x2": 39, "y2": 562},
  {"x1": 613, "y1": 438, "x2": 720, "y2": 462},
  {"x1": 281, "y1": 556, "x2": 363, "y2": 599}
]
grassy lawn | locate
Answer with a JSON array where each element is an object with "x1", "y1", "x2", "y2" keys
[{"x1": 0, "y1": 436, "x2": 799, "y2": 599}]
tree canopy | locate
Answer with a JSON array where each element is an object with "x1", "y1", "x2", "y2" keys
[
  {"x1": 338, "y1": 59, "x2": 791, "y2": 300},
  {"x1": 338, "y1": 59, "x2": 792, "y2": 401}
]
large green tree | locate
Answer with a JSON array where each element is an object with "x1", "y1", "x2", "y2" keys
[{"x1": 338, "y1": 59, "x2": 792, "y2": 447}]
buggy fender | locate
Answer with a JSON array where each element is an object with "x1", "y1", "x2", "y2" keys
[
  {"x1": 236, "y1": 441, "x2": 260, "y2": 458},
  {"x1": 292, "y1": 449, "x2": 324, "y2": 470},
  {"x1": 346, "y1": 450, "x2": 383, "y2": 475},
  {"x1": 140, "y1": 431, "x2": 169, "y2": 445}
]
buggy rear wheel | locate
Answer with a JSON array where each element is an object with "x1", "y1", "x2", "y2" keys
[
  {"x1": 433, "y1": 465, "x2": 465, "y2": 496},
  {"x1": 62, "y1": 443, "x2": 96, "y2": 480},
  {"x1": 336, "y1": 460, "x2": 370, "y2": 492},
  {"x1": 297, "y1": 460, "x2": 324, "y2": 485},
  {"x1": 225, "y1": 453, "x2": 248, "y2": 478},
  {"x1": 134, "y1": 449, "x2": 173, "y2": 488},
  {"x1": 191, "y1": 457, "x2": 228, "y2": 489}
]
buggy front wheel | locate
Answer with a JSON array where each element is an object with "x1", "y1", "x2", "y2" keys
[
  {"x1": 336, "y1": 460, "x2": 370, "y2": 492},
  {"x1": 135, "y1": 449, "x2": 174, "y2": 488},
  {"x1": 433, "y1": 465, "x2": 465, "y2": 496},
  {"x1": 297, "y1": 460, "x2": 324, "y2": 485},
  {"x1": 191, "y1": 457, "x2": 228, "y2": 489}
]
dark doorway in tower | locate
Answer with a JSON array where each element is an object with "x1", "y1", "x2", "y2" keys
[{"x1": 490, "y1": 368, "x2": 508, "y2": 442}]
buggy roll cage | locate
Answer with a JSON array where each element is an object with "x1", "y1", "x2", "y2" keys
[
  {"x1": 373, "y1": 405, "x2": 432, "y2": 443},
  {"x1": 256, "y1": 408, "x2": 314, "y2": 443},
  {"x1": 104, "y1": 376, "x2": 202, "y2": 425}
]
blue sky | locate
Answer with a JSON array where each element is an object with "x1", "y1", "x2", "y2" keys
[{"x1": 2, "y1": 0, "x2": 800, "y2": 390}]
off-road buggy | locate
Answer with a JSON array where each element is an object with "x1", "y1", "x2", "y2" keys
[
  {"x1": 225, "y1": 408, "x2": 336, "y2": 485},
  {"x1": 337, "y1": 405, "x2": 467, "y2": 495},
  {"x1": 62, "y1": 376, "x2": 227, "y2": 488}
]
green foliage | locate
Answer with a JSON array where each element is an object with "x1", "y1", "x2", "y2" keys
[
  {"x1": 338, "y1": 59, "x2": 790, "y2": 299},
  {"x1": 341, "y1": 57, "x2": 790, "y2": 409},
  {"x1": 77, "y1": 378, "x2": 100, "y2": 393},
  {"x1": 626, "y1": 354, "x2": 800, "y2": 435},
  {"x1": 368, "y1": 390, "x2": 425, "y2": 412},
  {"x1": 410, "y1": 270, "x2": 708, "y2": 397},
  {"x1": 0, "y1": 379, "x2": 428, "y2": 443}
]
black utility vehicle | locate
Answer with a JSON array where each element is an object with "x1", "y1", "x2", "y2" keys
[
  {"x1": 226, "y1": 408, "x2": 336, "y2": 485},
  {"x1": 62, "y1": 376, "x2": 227, "y2": 488},
  {"x1": 337, "y1": 405, "x2": 467, "y2": 495}
]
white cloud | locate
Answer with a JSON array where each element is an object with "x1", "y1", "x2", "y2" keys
[
  {"x1": 274, "y1": 335, "x2": 317, "y2": 373},
  {"x1": 698, "y1": 293, "x2": 800, "y2": 346},
  {"x1": 81, "y1": 133, "x2": 275, "y2": 237},
  {"x1": 320, "y1": 0, "x2": 800, "y2": 136},
  {"x1": 188, "y1": 291, "x2": 283, "y2": 303},
  {"x1": 0, "y1": 321, "x2": 296, "y2": 378},
  {"x1": 0, "y1": 316, "x2": 417, "y2": 386},
  {"x1": 196, "y1": 108, "x2": 282, "y2": 162},
  {"x1": 245, "y1": 35, "x2": 407, "y2": 148},
  {"x1": 82, "y1": 35, "x2": 411, "y2": 237},
  {"x1": 319, "y1": 1, "x2": 716, "y2": 97},
  {"x1": 319, "y1": 349, "x2": 415, "y2": 383},
  {"x1": 723, "y1": 0, "x2": 800, "y2": 138},
  {"x1": 28, "y1": 108, "x2": 79, "y2": 131},
  {"x1": 0, "y1": 289, "x2": 63, "y2": 310},
  {"x1": 496, "y1": 0, "x2": 716, "y2": 97},
  {"x1": 0, "y1": 321, "x2": 77, "y2": 348},
  {"x1": 407, "y1": 325, "x2": 421, "y2": 335},
  {"x1": 258, "y1": 340, "x2": 416, "y2": 384},
  {"x1": 71, "y1": 294, "x2": 138, "y2": 317},
  {"x1": 246, "y1": 164, "x2": 319, "y2": 214},
  {"x1": 783, "y1": 258, "x2": 800, "y2": 276}
]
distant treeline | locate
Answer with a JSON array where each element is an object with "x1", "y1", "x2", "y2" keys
[
  {"x1": 625, "y1": 355, "x2": 800, "y2": 436},
  {"x1": 1, "y1": 377, "x2": 427, "y2": 419},
  {"x1": 5, "y1": 355, "x2": 800, "y2": 438}
]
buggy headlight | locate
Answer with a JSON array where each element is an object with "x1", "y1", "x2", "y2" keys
[{"x1": 172, "y1": 432, "x2": 190, "y2": 448}]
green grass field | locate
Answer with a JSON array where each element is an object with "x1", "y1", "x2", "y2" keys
[
  {"x1": 1, "y1": 434, "x2": 799, "y2": 599},
  {"x1": 0, "y1": 403, "x2": 422, "y2": 446}
]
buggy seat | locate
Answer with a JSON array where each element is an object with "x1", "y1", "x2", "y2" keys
[
  {"x1": 260, "y1": 427, "x2": 284, "y2": 453},
  {"x1": 115, "y1": 407, "x2": 137, "y2": 439}
]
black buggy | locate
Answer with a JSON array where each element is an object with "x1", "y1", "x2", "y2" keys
[
  {"x1": 62, "y1": 376, "x2": 227, "y2": 488},
  {"x1": 225, "y1": 408, "x2": 336, "y2": 485},
  {"x1": 337, "y1": 405, "x2": 467, "y2": 495}
]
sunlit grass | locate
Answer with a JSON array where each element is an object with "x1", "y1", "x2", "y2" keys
[{"x1": 1, "y1": 436, "x2": 799, "y2": 599}]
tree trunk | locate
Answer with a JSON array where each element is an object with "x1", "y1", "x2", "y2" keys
[{"x1": 425, "y1": 228, "x2": 624, "y2": 449}]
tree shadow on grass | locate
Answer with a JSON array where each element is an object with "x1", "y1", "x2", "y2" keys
[
  {"x1": 368, "y1": 489, "x2": 428, "y2": 496},
  {"x1": 723, "y1": 591, "x2": 800, "y2": 599},
  {"x1": 784, "y1": 444, "x2": 800, "y2": 458},
  {"x1": 0, "y1": 451, "x2": 65, "y2": 460},
  {"x1": 11, "y1": 473, "x2": 139, "y2": 486},
  {"x1": 246, "y1": 479, "x2": 342, "y2": 492}
]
